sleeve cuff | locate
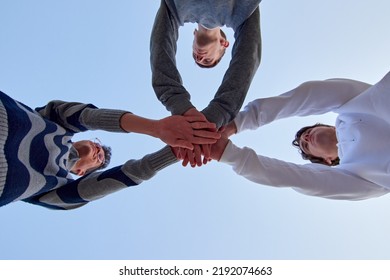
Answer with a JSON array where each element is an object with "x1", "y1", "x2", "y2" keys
[
  {"x1": 82, "y1": 109, "x2": 129, "y2": 132},
  {"x1": 219, "y1": 140, "x2": 241, "y2": 165},
  {"x1": 147, "y1": 145, "x2": 178, "y2": 172},
  {"x1": 122, "y1": 146, "x2": 178, "y2": 184}
]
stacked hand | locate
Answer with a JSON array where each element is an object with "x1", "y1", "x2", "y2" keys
[
  {"x1": 169, "y1": 108, "x2": 213, "y2": 167},
  {"x1": 156, "y1": 114, "x2": 220, "y2": 149},
  {"x1": 172, "y1": 109, "x2": 237, "y2": 167},
  {"x1": 119, "y1": 112, "x2": 220, "y2": 150}
]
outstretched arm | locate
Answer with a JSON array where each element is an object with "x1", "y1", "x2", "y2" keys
[
  {"x1": 37, "y1": 100, "x2": 220, "y2": 149},
  {"x1": 120, "y1": 113, "x2": 220, "y2": 149},
  {"x1": 23, "y1": 146, "x2": 178, "y2": 210},
  {"x1": 211, "y1": 139, "x2": 387, "y2": 201},
  {"x1": 234, "y1": 78, "x2": 372, "y2": 133},
  {"x1": 202, "y1": 7, "x2": 262, "y2": 128}
]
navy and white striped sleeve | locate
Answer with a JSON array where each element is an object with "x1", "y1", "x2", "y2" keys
[
  {"x1": 23, "y1": 146, "x2": 178, "y2": 210},
  {"x1": 35, "y1": 100, "x2": 128, "y2": 133}
]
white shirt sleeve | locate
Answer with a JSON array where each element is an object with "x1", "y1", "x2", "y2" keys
[
  {"x1": 234, "y1": 78, "x2": 371, "y2": 133},
  {"x1": 220, "y1": 141, "x2": 388, "y2": 201}
]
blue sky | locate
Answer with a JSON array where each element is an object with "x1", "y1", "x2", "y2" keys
[{"x1": 0, "y1": 0, "x2": 390, "y2": 260}]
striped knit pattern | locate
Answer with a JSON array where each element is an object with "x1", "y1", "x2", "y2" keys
[
  {"x1": 0, "y1": 91, "x2": 178, "y2": 210},
  {"x1": 0, "y1": 99, "x2": 9, "y2": 197}
]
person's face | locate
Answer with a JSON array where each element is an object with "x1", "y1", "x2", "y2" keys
[
  {"x1": 192, "y1": 29, "x2": 226, "y2": 67},
  {"x1": 71, "y1": 140, "x2": 105, "y2": 176},
  {"x1": 299, "y1": 126, "x2": 338, "y2": 165}
]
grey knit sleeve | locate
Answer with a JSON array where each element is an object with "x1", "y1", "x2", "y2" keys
[
  {"x1": 35, "y1": 100, "x2": 128, "y2": 133},
  {"x1": 150, "y1": 0, "x2": 194, "y2": 115},
  {"x1": 24, "y1": 146, "x2": 178, "y2": 210},
  {"x1": 202, "y1": 7, "x2": 261, "y2": 128}
]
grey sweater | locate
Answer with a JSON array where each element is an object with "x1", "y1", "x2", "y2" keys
[
  {"x1": 0, "y1": 91, "x2": 177, "y2": 210},
  {"x1": 150, "y1": 0, "x2": 262, "y2": 128}
]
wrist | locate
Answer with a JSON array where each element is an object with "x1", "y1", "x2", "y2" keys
[
  {"x1": 183, "y1": 107, "x2": 199, "y2": 116},
  {"x1": 223, "y1": 122, "x2": 237, "y2": 137},
  {"x1": 120, "y1": 113, "x2": 159, "y2": 138},
  {"x1": 218, "y1": 138, "x2": 230, "y2": 161},
  {"x1": 149, "y1": 119, "x2": 161, "y2": 139}
]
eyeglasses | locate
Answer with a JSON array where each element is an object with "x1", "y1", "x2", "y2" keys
[{"x1": 91, "y1": 138, "x2": 105, "y2": 167}]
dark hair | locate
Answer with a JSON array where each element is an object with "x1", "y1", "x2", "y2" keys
[
  {"x1": 292, "y1": 123, "x2": 340, "y2": 166},
  {"x1": 194, "y1": 29, "x2": 227, "y2": 68},
  {"x1": 98, "y1": 145, "x2": 112, "y2": 170}
]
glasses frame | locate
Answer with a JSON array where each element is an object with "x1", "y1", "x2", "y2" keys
[{"x1": 91, "y1": 138, "x2": 105, "y2": 167}]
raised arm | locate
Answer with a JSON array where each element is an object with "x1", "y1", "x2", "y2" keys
[
  {"x1": 23, "y1": 146, "x2": 178, "y2": 210},
  {"x1": 234, "y1": 78, "x2": 372, "y2": 133},
  {"x1": 202, "y1": 7, "x2": 262, "y2": 128},
  {"x1": 120, "y1": 113, "x2": 220, "y2": 149},
  {"x1": 37, "y1": 100, "x2": 220, "y2": 149},
  {"x1": 150, "y1": 0, "x2": 194, "y2": 116}
]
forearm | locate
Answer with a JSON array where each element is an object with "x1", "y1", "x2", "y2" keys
[
  {"x1": 150, "y1": 0, "x2": 194, "y2": 115},
  {"x1": 202, "y1": 7, "x2": 262, "y2": 127},
  {"x1": 220, "y1": 141, "x2": 384, "y2": 200},
  {"x1": 25, "y1": 146, "x2": 178, "y2": 210},
  {"x1": 119, "y1": 113, "x2": 160, "y2": 137},
  {"x1": 234, "y1": 78, "x2": 372, "y2": 133}
]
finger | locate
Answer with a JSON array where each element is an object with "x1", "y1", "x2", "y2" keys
[
  {"x1": 171, "y1": 147, "x2": 180, "y2": 159},
  {"x1": 186, "y1": 149, "x2": 196, "y2": 168},
  {"x1": 202, "y1": 144, "x2": 211, "y2": 160},
  {"x1": 194, "y1": 145, "x2": 202, "y2": 167},
  {"x1": 190, "y1": 121, "x2": 217, "y2": 130},
  {"x1": 171, "y1": 140, "x2": 194, "y2": 150},
  {"x1": 191, "y1": 137, "x2": 217, "y2": 145},
  {"x1": 182, "y1": 154, "x2": 189, "y2": 166},
  {"x1": 178, "y1": 148, "x2": 186, "y2": 160},
  {"x1": 183, "y1": 115, "x2": 207, "y2": 122},
  {"x1": 192, "y1": 129, "x2": 221, "y2": 139},
  {"x1": 176, "y1": 148, "x2": 187, "y2": 160}
]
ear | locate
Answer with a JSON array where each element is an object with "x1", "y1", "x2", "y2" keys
[
  {"x1": 220, "y1": 39, "x2": 229, "y2": 48},
  {"x1": 76, "y1": 169, "x2": 86, "y2": 176}
]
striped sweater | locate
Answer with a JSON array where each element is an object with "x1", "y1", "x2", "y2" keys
[{"x1": 0, "y1": 91, "x2": 177, "y2": 210}]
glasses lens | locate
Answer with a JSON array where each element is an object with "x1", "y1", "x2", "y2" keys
[
  {"x1": 98, "y1": 150, "x2": 105, "y2": 165},
  {"x1": 92, "y1": 138, "x2": 105, "y2": 165}
]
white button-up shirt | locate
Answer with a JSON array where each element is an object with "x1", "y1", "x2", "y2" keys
[{"x1": 221, "y1": 71, "x2": 390, "y2": 200}]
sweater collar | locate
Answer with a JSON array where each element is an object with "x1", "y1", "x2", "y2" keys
[{"x1": 66, "y1": 145, "x2": 80, "y2": 171}]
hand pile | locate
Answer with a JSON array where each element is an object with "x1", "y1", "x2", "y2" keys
[{"x1": 168, "y1": 108, "x2": 229, "y2": 167}]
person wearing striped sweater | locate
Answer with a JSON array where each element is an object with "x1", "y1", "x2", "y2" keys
[{"x1": 0, "y1": 91, "x2": 219, "y2": 210}]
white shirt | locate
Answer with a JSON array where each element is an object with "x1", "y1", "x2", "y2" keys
[{"x1": 220, "y1": 71, "x2": 390, "y2": 200}]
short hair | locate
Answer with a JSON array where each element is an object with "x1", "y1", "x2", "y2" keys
[
  {"x1": 292, "y1": 123, "x2": 340, "y2": 166},
  {"x1": 85, "y1": 145, "x2": 112, "y2": 175},
  {"x1": 194, "y1": 29, "x2": 227, "y2": 68}
]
